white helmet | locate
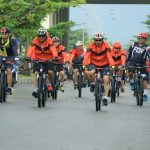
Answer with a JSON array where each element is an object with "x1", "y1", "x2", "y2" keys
[
  {"x1": 37, "y1": 27, "x2": 47, "y2": 36},
  {"x1": 75, "y1": 41, "x2": 83, "y2": 47},
  {"x1": 94, "y1": 33, "x2": 103, "y2": 39}
]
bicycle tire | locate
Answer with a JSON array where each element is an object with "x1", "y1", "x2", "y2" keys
[
  {"x1": 37, "y1": 76, "x2": 43, "y2": 108},
  {"x1": 111, "y1": 78, "x2": 116, "y2": 103},
  {"x1": 95, "y1": 80, "x2": 101, "y2": 111},
  {"x1": 138, "y1": 78, "x2": 144, "y2": 106},
  {"x1": 134, "y1": 76, "x2": 139, "y2": 105},
  {"x1": 116, "y1": 82, "x2": 119, "y2": 97},
  {"x1": 78, "y1": 74, "x2": 82, "y2": 98},
  {"x1": 42, "y1": 80, "x2": 47, "y2": 107},
  {"x1": 0, "y1": 74, "x2": 3, "y2": 103},
  {"x1": 3, "y1": 73, "x2": 7, "y2": 102}
]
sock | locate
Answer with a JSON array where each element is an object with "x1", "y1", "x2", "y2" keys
[
  {"x1": 143, "y1": 89, "x2": 147, "y2": 95},
  {"x1": 130, "y1": 79, "x2": 134, "y2": 83},
  {"x1": 103, "y1": 96, "x2": 108, "y2": 99},
  {"x1": 60, "y1": 82, "x2": 64, "y2": 86}
]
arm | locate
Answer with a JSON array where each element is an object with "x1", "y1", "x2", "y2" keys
[
  {"x1": 50, "y1": 45, "x2": 58, "y2": 58},
  {"x1": 107, "y1": 50, "x2": 115, "y2": 66},
  {"x1": 11, "y1": 38, "x2": 19, "y2": 56},
  {"x1": 126, "y1": 43, "x2": 134, "y2": 63},
  {"x1": 83, "y1": 48, "x2": 91, "y2": 66}
]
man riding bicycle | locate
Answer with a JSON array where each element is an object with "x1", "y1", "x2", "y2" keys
[
  {"x1": 126, "y1": 32, "x2": 150, "y2": 101},
  {"x1": 107, "y1": 42, "x2": 126, "y2": 92},
  {"x1": 27, "y1": 27, "x2": 58, "y2": 98},
  {"x1": 69, "y1": 41, "x2": 86, "y2": 88},
  {"x1": 83, "y1": 33, "x2": 111, "y2": 106},
  {"x1": 0, "y1": 27, "x2": 18, "y2": 95},
  {"x1": 52, "y1": 36, "x2": 67, "y2": 92}
]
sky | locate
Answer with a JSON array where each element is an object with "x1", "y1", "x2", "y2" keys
[{"x1": 69, "y1": 4, "x2": 150, "y2": 47}]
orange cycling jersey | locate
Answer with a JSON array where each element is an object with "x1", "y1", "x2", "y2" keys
[
  {"x1": 107, "y1": 48, "x2": 127, "y2": 66},
  {"x1": 27, "y1": 37, "x2": 57, "y2": 61},
  {"x1": 83, "y1": 41, "x2": 110, "y2": 67},
  {"x1": 55, "y1": 44, "x2": 67, "y2": 63},
  {"x1": 71, "y1": 48, "x2": 85, "y2": 64}
]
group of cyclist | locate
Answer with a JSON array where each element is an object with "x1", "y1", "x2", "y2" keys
[{"x1": 0, "y1": 26, "x2": 150, "y2": 106}]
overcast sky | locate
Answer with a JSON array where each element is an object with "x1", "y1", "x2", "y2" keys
[{"x1": 70, "y1": 4, "x2": 150, "y2": 46}]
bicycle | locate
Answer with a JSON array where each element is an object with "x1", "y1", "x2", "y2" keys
[
  {"x1": 76, "y1": 64, "x2": 85, "y2": 98},
  {"x1": 94, "y1": 67, "x2": 105, "y2": 111},
  {"x1": 0, "y1": 56, "x2": 19, "y2": 103},
  {"x1": 32, "y1": 60, "x2": 49, "y2": 108},
  {"x1": 110, "y1": 66, "x2": 120, "y2": 103},
  {"x1": 50, "y1": 62, "x2": 60, "y2": 100},
  {"x1": 128, "y1": 65, "x2": 148, "y2": 106}
]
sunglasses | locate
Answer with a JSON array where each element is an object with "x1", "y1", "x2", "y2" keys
[
  {"x1": 114, "y1": 47, "x2": 120, "y2": 49},
  {"x1": 38, "y1": 35, "x2": 46, "y2": 38},
  {"x1": 95, "y1": 39, "x2": 103, "y2": 42}
]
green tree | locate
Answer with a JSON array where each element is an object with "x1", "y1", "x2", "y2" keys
[
  {"x1": 68, "y1": 28, "x2": 89, "y2": 50},
  {"x1": 0, "y1": 0, "x2": 86, "y2": 41},
  {"x1": 143, "y1": 15, "x2": 150, "y2": 45}
]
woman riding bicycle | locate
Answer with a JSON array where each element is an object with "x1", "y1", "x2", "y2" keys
[{"x1": 107, "y1": 42, "x2": 127, "y2": 92}]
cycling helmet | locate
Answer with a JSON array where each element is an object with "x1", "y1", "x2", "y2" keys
[
  {"x1": 37, "y1": 27, "x2": 47, "y2": 36},
  {"x1": 94, "y1": 33, "x2": 103, "y2": 39},
  {"x1": 1, "y1": 27, "x2": 10, "y2": 33},
  {"x1": 52, "y1": 37, "x2": 60, "y2": 42},
  {"x1": 113, "y1": 42, "x2": 122, "y2": 49},
  {"x1": 75, "y1": 41, "x2": 83, "y2": 47},
  {"x1": 138, "y1": 32, "x2": 148, "y2": 39}
]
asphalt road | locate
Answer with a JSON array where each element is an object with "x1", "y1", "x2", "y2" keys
[{"x1": 0, "y1": 81, "x2": 150, "y2": 150}]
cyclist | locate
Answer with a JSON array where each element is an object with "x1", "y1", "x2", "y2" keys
[
  {"x1": 126, "y1": 32, "x2": 150, "y2": 101},
  {"x1": 27, "y1": 27, "x2": 58, "y2": 98},
  {"x1": 69, "y1": 41, "x2": 86, "y2": 88},
  {"x1": 0, "y1": 27, "x2": 18, "y2": 95},
  {"x1": 52, "y1": 36, "x2": 67, "y2": 92},
  {"x1": 107, "y1": 42, "x2": 126, "y2": 92},
  {"x1": 83, "y1": 33, "x2": 111, "y2": 106}
]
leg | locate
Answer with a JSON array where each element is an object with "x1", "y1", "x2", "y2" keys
[
  {"x1": 103, "y1": 75, "x2": 110, "y2": 97},
  {"x1": 74, "y1": 68, "x2": 79, "y2": 85},
  {"x1": 6, "y1": 68, "x2": 12, "y2": 88}
]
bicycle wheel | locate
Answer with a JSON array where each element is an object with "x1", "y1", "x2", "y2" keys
[
  {"x1": 95, "y1": 81, "x2": 101, "y2": 111},
  {"x1": 116, "y1": 81, "x2": 119, "y2": 97},
  {"x1": 78, "y1": 73, "x2": 82, "y2": 97},
  {"x1": 37, "y1": 76, "x2": 43, "y2": 108},
  {"x1": 110, "y1": 78, "x2": 116, "y2": 103},
  {"x1": 42, "y1": 80, "x2": 47, "y2": 107},
  {"x1": 3, "y1": 73, "x2": 7, "y2": 102},
  {"x1": 138, "y1": 78, "x2": 144, "y2": 106},
  {"x1": 134, "y1": 76, "x2": 139, "y2": 105}
]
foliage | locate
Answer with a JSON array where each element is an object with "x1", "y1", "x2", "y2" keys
[
  {"x1": 48, "y1": 21, "x2": 75, "y2": 39},
  {"x1": 0, "y1": 0, "x2": 86, "y2": 41},
  {"x1": 68, "y1": 28, "x2": 89, "y2": 50}
]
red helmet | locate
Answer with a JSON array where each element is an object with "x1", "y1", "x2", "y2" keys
[
  {"x1": 52, "y1": 37, "x2": 60, "y2": 42},
  {"x1": 138, "y1": 32, "x2": 148, "y2": 39},
  {"x1": 113, "y1": 42, "x2": 122, "y2": 49},
  {"x1": 94, "y1": 33, "x2": 103, "y2": 40},
  {"x1": 1, "y1": 27, "x2": 10, "y2": 33}
]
